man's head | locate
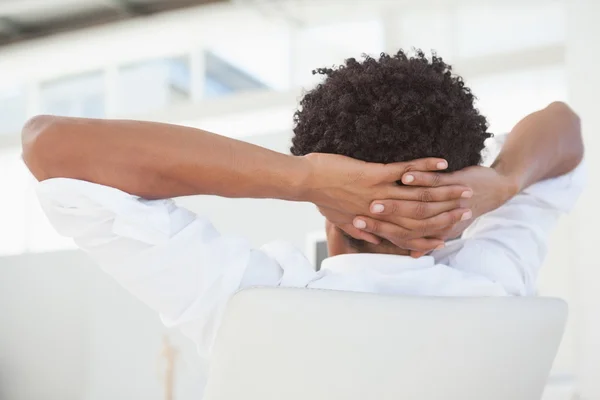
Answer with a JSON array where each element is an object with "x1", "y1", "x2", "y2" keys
[{"x1": 290, "y1": 49, "x2": 492, "y2": 255}]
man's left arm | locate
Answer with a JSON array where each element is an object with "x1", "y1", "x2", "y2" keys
[
  {"x1": 354, "y1": 102, "x2": 584, "y2": 258},
  {"x1": 368, "y1": 102, "x2": 585, "y2": 292},
  {"x1": 440, "y1": 163, "x2": 584, "y2": 295}
]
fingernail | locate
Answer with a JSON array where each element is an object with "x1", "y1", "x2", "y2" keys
[
  {"x1": 437, "y1": 161, "x2": 448, "y2": 170},
  {"x1": 403, "y1": 174, "x2": 414, "y2": 183},
  {"x1": 461, "y1": 210, "x2": 473, "y2": 221},
  {"x1": 435, "y1": 244, "x2": 445, "y2": 250},
  {"x1": 461, "y1": 191, "x2": 473, "y2": 198},
  {"x1": 372, "y1": 204, "x2": 385, "y2": 213},
  {"x1": 354, "y1": 219, "x2": 367, "y2": 229}
]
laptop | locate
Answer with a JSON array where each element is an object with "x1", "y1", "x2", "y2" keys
[{"x1": 204, "y1": 287, "x2": 567, "y2": 400}]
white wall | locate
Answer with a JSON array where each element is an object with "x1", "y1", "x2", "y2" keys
[
  {"x1": 0, "y1": 251, "x2": 88, "y2": 400},
  {"x1": 0, "y1": 250, "x2": 208, "y2": 400},
  {"x1": 566, "y1": 1, "x2": 600, "y2": 399}
]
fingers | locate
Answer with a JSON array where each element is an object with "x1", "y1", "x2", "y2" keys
[
  {"x1": 402, "y1": 238, "x2": 446, "y2": 252},
  {"x1": 408, "y1": 226, "x2": 455, "y2": 258},
  {"x1": 409, "y1": 250, "x2": 426, "y2": 258},
  {"x1": 355, "y1": 217, "x2": 443, "y2": 251},
  {"x1": 383, "y1": 158, "x2": 448, "y2": 182},
  {"x1": 339, "y1": 224, "x2": 381, "y2": 245},
  {"x1": 353, "y1": 208, "x2": 471, "y2": 246},
  {"x1": 400, "y1": 208, "x2": 471, "y2": 235},
  {"x1": 408, "y1": 225, "x2": 456, "y2": 257},
  {"x1": 384, "y1": 185, "x2": 473, "y2": 202},
  {"x1": 369, "y1": 198, "x2": 467, "y2": 220},
  {"x1": 352, "y1": 217, "x2": 411, "y2": 247},
  {"x1": 401, "y1": 170, "x2": 456, "y2": 187},
  {"x1": 318, "y1": 205, "x2": 381, "y2": 245}
]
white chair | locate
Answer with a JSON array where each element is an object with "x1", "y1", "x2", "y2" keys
[{"x1": 204, "y1": 287, "x2": 567, "y2": 400}]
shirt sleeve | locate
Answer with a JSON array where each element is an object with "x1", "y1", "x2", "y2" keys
[
  {"x1": 434, "y1": 161, "x2": 586, "y2": 296},
  {"x1": 36, "y1": 178, "x2": 317, "y2": 358}
]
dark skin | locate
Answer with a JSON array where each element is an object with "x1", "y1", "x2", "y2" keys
[
  {"x1": 21, "y1": 102, "x2": 582, "y2": 257},
  {"x1": 346, "y1": 101, "x2": 583, "y2": 257},
  {"x1": 22, "y1": 115, "x2": 470, "y2": 252}
]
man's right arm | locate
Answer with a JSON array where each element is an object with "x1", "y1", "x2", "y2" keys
[{"x1": 22, "y1": 115, "x2": 473, "y2": 250}]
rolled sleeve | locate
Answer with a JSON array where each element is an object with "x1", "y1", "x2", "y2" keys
[
  {"x1": 521, "y1": 160, "x2": 587, "y2": 212},
  {"x1": 442, "y1": 161, "x2": 586, "y2": 295},
  {"x1": 36, "y1": 178, "x2": 272, "y2": 356}
]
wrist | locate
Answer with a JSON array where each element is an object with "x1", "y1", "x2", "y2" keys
[
  {"x1": 491, "y1": 158, "x2": 522, "y2": 201},
  {"x1": 290, "y1": 153, "x2": 334, "y2": 206},
  {"x1": 284, "y1": 154, "x2": 316, "y2": 203}
]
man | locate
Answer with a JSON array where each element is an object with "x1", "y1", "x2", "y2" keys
[{"x1": 22, "y1": 50, "x2": 584, "y2": 362}]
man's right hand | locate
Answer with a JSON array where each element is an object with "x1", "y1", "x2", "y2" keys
[{"x1": 302, "y1": 153, "x2": 473, "y2": 252}]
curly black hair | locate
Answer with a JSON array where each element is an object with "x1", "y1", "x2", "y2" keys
[{"x1": 291, "y1": 49, "x2": 492, "y2": 172}]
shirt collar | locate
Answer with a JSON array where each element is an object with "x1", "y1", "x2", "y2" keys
[{"x1": 320, "y1": 253, "x2": 435, "y2": 274}]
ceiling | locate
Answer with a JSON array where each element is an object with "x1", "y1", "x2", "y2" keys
[{"x1": 0, "y1": 0, "x2": 226, "y2": 47}]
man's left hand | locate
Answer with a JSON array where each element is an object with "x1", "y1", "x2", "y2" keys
[{"x1": 352, "y1": 165, "x2": 518, "y2": 256}]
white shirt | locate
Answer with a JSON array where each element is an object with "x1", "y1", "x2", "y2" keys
[{"x1": 37, "y1": 162, "x2": 585, "y2": 359}]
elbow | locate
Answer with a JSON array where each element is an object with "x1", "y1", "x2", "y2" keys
[
  {"x1": 546, "y1": 101, "x2": 580, "y2": 126},
  {"x1": 546, "y1": 101, "x2": 581, "y2": 126},
  {"x1": 567, "y1": 105, "x2": 584, "y2": 167},
  {"x1": 547, "y1": 101, "x2": 584, "y2": 166},
  {"x1": 21, "y1": 115, "x2": 62, "y2": 181}
]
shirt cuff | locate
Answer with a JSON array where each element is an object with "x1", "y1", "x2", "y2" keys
[{"x1": 521, "y1": 159, "x2": 586, "y2": 213}]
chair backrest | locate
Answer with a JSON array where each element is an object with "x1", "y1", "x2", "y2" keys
[{"x1": 204, "y1": 287, "x2": 567, "y2": 400}]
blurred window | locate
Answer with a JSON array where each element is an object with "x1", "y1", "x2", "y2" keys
[
  {"x1": 469, "y1": 65, "x2": 566, "y2": 133},
  {"x1": 0, "y1": 148, "x2": 28, "y2": 255},
  {"x1": 117, "y1": 56, "x2": 191, "y2": 115},
  {"x1": 0, "y1": 84, "x2": 27, "y2": 135},
  {"x1": 203, "y1": 51, "x2": 269, "y2": 98},
  {"x1": 0, "y1": 148, "x2": 75, "y2": 256},
  {"x1": 393, "y1": 10, "x2": 454, "y2": 61},
  {"x1": 206, "y1": 24, "x2": 291, "y2": 91},
  {"x1": 41, "y1": 72, "x2": 105, "y2": 118},
  {"x1": 455, "y1": 1, "x2": 565, "y2": 58},
  {"x1": 294, "y1": 19, "x2": 385, "y2": 87}
]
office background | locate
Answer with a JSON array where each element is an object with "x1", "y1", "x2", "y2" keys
[{"x1": 0, "y1": 0, "x2": 598, "y2": 399}]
